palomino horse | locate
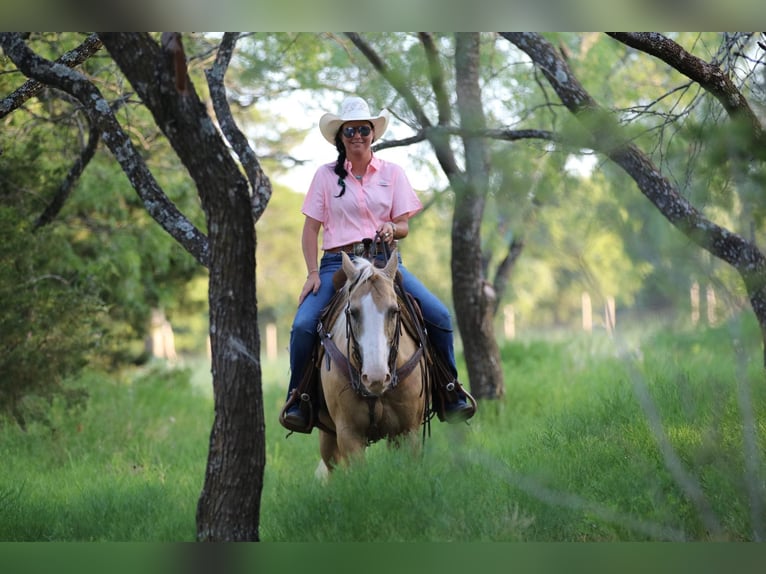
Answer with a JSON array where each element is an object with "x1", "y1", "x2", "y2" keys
[{"x1": 315, "y1": 250, "x2": 429, "y2": 472}]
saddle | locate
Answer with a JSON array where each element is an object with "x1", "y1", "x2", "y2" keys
[{"x1": 278, "y1": 265, "x2": 477, "y2": 434}]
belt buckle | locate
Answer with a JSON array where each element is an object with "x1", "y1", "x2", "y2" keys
[{"x1": 353, "y1": 243, "x2": 365, "y2": 256}]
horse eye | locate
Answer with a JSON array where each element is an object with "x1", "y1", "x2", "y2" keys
[
  {"x1": 388, "y1": 307, "x2": 399, "y2": 319},
  {"x1": 348, "y1": 307, "x2": 360, "y2": 320}
]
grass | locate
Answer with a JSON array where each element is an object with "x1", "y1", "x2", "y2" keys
[
  {"x1": 1, "y1": 315, "x2": 764, "y2": 541},
  {"x1": 0, "y1": 364, "x2": 211, "y2": 541}
]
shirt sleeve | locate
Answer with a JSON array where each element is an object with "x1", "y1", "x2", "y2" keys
[
  {"x1": 390, "y1": 163, "x2": 423, "y2": 220},
  {"x1": 301, "y1": 164, "x2": 331, "y2": 222}
]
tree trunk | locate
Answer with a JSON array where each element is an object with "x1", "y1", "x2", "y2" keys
[
  {"x1": 453, "y1": 34, "x2": 505, "y2": 399},
  {"x1": 195, "y1": 186, "x2": 263, "y2": 541},
  {"x1": 1, "y1": 31, "x2": 268, "y2": 539},
  {"x1": 97, "y1": 33, "x2": 266, "y2": 540}
]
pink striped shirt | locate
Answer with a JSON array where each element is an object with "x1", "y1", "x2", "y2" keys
[{"x1": 301, "y1": 155, "x2": 423, "y2": 251}]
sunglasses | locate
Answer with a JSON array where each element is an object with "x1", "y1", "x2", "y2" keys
[{"x1": 342, "y1": 125, "x2": 372, "y2": 138}]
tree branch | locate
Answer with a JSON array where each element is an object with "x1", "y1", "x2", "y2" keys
[
  {"x1": 205, "y1": 32, "x2": 272, "y2": 222},
  {"x1": 0, "y1": 33, "x2": 103, "y2": 119},
  {"x1": 499, "y1": 32, "x2": 766, "y2": 280},
  {"x1": 418, "y1": 33, "x2": 451, "y2": 126},
  {"x1": 0, "y1": 33, "x2": 210, "y2": 267},
  {"x1": 373, "y1": 127, "x2": 557, "y2": 153},
  {"x1": 345, "y1": 32, "x2": 432, "y2": 128},
  {"x1": 607, "y1": 32, "x2": 764, "y2": 144},
  {"x1": 34, "y1": 118, "x2": 100, "y2": 229},
  {"x1": 345, "y1": 32, "x2": 461, "y2": 178},
  {"x1": 492, "y1": 237, "x2": 525, "y2": 315}
]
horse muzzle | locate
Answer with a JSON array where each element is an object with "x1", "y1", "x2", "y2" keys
[{"x1": 360, "y1": 368, "x2": 392, "y2": 396}]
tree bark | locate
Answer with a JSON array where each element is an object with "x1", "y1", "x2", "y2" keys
[
  {"x1": 453, "y1": 33, "x2": 505, "y2": 399},
  {"x1": 0, "y1": 33, "x2": 103, "y2": 119}
]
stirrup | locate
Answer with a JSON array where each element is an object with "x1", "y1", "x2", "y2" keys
[{"x1": 279, "y1": 390, "x2": 314, "y2": 434}]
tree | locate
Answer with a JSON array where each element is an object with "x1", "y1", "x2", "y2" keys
[
  {"x1": 344, "y1": 32, "x2": 512, "y2": 400},
  {"x1": 1, "y1": 32, "x2": 270, "y2": 540},
  {"x1": 501, "y1": 32, "x2": 766, "y2": 366}
]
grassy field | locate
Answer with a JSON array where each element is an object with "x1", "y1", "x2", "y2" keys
[{"x1": 2, "y1": 314, "x2": 764, "y2": 541}]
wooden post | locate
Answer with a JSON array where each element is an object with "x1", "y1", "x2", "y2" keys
[
  {"x1": 690, "y1": 281, "x2": 700, "y2": 325},
  {"x1": 503, "y1": 304, "x2": 515, "y2": 340},
  {"x1": 605, "y1": 296, "x2": 615, "y2": 335},
  {"x1": 148, "y1": 308, "x2": 177, "y2": 362},
  {"x1": 706, "y1": 284, "x2": 717, "y2": 325},
  {"x1": 582, "y1": 292, "x2": 592, "y2": 333},
  {"x1": 266, "y1": 323, "x2": 278, "y2": 360}
]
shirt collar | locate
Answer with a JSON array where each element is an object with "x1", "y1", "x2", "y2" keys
[{"x1": 344, "y1": 154, "x2": 381, "y2": 175}]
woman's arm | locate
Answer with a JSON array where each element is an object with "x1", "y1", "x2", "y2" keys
[{"x1": 298, "y1": 216, "x2": 322, "y2": 305}]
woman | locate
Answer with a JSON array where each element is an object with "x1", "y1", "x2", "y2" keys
[{"x1": 282, "y1": 96, "x2": 474, "y2": 429}]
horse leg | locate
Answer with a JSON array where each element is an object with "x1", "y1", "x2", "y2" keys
[
  {"x1": 319, "y1": 429, "x2": 340, "y2": 473},
  {"x1": 318, "y1": 427, "x2": 365, "y2": 473},
  {"x1": 387, "y1": 430, "x2": 422, "y2": 457},
  {"x1": 335, "y1": 428, "x2": 367, "y2": 464}
]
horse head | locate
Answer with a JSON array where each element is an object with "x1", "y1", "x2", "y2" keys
[{"x1": 340, "y1": 250, "x2": 400, "y2": 396}]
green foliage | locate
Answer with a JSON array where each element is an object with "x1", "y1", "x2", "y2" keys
[
  {"x1": 2, "y1": 34, "x2": 207, "y2": 365},
  {"x1": 508, "y1": 168, "x2": 653, "y2": 326},
  {"x1": 262, "y1": 314, "x2": 764, "y2": 541},
  {"x1": 1, "y1": 315, "x2": 763, "y2": 541},
  {"x1": 0, "y1": 365, "x2": 210, "y2": 541},
  {"x1": 0, "y1": 140, "x2": 106, "y2": 429}
]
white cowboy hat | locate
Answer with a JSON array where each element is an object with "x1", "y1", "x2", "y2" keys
[{"x1": 319, "y1": 96, "x2": 389, "y2": 144}]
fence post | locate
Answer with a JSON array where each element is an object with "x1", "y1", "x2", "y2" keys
[
  {"x1": 690, "y1": 281, "x2": 700, "y2": 325},
  {"x1": 706, "y1": 285, "x2": 717, "y2": 325},
  {"x1": 582, "y1": 292, "x2": 592, "y2": 333},
  {"x1": 605, "y1": 296, "x2": 616, "y2": 335},
  {"x1": 266, "y1": 322, "x2": 278, "y2": 360},
  {"x1": 503, "y1": 304, "x2": 515, "y2": 340}
]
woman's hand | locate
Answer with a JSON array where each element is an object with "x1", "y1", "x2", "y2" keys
[
  {"x1": 377, "y1": 221, "x2": 397, "y2": 245},
  {"x1": 298, "y1": 270, "x2": 320, "y2": 305}
]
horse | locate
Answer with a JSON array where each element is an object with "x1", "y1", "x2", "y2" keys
[{"x1": 315, "y1": 249, "x2": 429, "y2": 473}]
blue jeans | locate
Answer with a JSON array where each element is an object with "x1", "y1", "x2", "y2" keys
[{"x1": 287, "y1": 251, "x2": 458, "y2": 394}]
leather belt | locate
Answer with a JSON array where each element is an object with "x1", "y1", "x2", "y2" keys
[{"x1": 326, "y1": 240, "x2": 397, "y2": 255}]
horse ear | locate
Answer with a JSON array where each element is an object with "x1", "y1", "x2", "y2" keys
[
  {"x1": 341, "y1": 251, "x2": 357, "y2": 281},
  {"x1": 382, "y1": 248, "x2": 399, "y2": 278}
]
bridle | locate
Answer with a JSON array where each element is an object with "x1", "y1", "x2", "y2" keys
[
  {"x1": 318, "y1": 256, "x2": 423, "y2": 399},
  {"x1": 316, "y1": 233, "x2": 429, "y2": 442},
  {"x1": 343, "y1": 288, "x2": 404, "y2": 399},
  {"x1": 318, "y1": 232, "x2": 424, "y2": 395}
]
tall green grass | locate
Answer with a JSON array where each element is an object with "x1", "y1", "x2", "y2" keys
[
  {"x1": 261, "y1": 315, "x2": 765, "y2": 541},
  {"x1": 0, "y1": 364, "x2": 212, "y2": 541},
  {"x1": 2, "y1": 315, "x2": 764, "y2": 541}
]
